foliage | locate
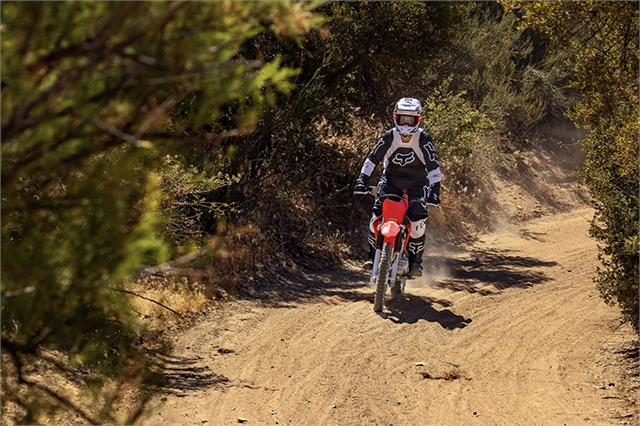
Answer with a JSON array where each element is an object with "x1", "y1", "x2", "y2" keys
[
  {"x1": 166, "y1": 1, "x2": 573, "y2": 271},
  {"x1": 440, "y1": 6, "x2": 573, "y2": 142},
  {"x1": 423, "y1": 78, "x2": 495, "y2": 167},
  {"x1": 197, "y1": 1, "x2": 473, "y2": 264},
  {"x1": 240, "y1": 1, "x2": 470, "y2": 118},
  {"x1": 158, "y1": 154, "x2": 240, "y2": 248},
  {"x1": 312, "y1": 1, "x2": 469, "y2": 109},
  {"x1": 505, "y1": 0, "x2": 639, "y2": 329},
  {"x1": 1, "y1": 1, "x2": 315, "y2": 423}
]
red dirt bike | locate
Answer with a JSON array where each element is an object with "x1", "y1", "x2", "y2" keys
[{"x1": 366, "y1": 187, "x2": 416, "y2": 313}]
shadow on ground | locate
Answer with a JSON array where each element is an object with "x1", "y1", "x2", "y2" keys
[
  {"x1": 433, "y1": 247, "x2": 558, "y2": 296},
  {"x1": 385, "y1": 294, "x2": 473, "y2": 329},
  {"x1": 237, "y1": 247, "x2": 557, "y2": 311},
  {"x1": 239, "y1": 266, "x2": 372, "y2": 307},
  {"x1": 153, "y1": 354, "x2": 230, "y2": 397}
]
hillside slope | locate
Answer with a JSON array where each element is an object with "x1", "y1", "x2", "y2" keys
[
  {"x1": 143, "y1": 205, "x2": 637, "y2": 425},
  {"x1": 139, "y1": 120, "x2": 637, "y2": 425}
]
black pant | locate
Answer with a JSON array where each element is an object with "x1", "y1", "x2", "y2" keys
[{"x1": 372, "y1": 175, "x2": 429, "y2": 222}]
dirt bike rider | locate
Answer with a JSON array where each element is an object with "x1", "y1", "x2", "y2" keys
[{"x1": 353, "y1": 97, "x2": 441, "y2": 278}]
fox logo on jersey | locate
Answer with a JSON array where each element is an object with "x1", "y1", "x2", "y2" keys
[{"x1": 392, "y1": 151, "x2": 415, "y2": 167}]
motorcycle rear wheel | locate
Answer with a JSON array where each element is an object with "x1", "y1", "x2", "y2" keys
[
  {"x1": 373, "y1": 242, "x2": 393, "y2": 312},
  {"x1": 391, "y1": 278, "x2": 404, "y2": 299}
]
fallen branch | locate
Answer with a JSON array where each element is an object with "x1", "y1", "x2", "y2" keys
[
  {"x1": 19, "y1": 377, "x2": 101, "y2": 425},
  {"x1": 111, "y1": 288, "x2": 182, "y2": 317},
  {"x1": 145, "y1": 268, "x2": 207, "y2": 278},
  {"x1": 138, "y1": 242, "x2": 217, "y2": 277}
]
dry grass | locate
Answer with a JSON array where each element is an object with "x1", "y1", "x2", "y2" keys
[{"x1": 127, "y1": 276, "x2": 210, "y2": 330}]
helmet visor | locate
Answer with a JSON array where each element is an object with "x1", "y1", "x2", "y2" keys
[{"x1": 396, "y1": 114, "x2": 418, "y2": 126}]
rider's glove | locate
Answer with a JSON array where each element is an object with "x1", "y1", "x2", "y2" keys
[
  {"x1": 353, "y1": 175, "x2": 369, "y2": 195},
  {"x1": 426, "y1": 182, "x2": 441, "y2": 206}
]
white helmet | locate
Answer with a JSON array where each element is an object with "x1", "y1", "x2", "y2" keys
[{"x1": 393, "y1": 97, "x2": 422, "y2": 137}]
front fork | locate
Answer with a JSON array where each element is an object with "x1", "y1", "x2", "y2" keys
[
  {"x1": 369, "y1": 247, "x2": 404, "y2": 287},
  {"x1": 370, "y1": 225, "x2": 409, "y2": 286},
  {"x1": 369, "y1": 248, "x2": 383, "y2": 285}
]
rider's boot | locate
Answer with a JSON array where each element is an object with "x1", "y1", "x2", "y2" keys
[
  {"x1": 407, "y1": 235, "x2": 425, "y2": 278},
  {"x1": 363, "y1": 230, "x2": 376, "y2": 271}
]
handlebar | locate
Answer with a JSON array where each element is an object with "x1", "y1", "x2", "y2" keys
[
  {"x1": 353, "y1": 185, "x2": 378, "y2": 197},
  {"x1": 366, "y1": 186, "x2": 378, "y2": 197},
  {"x1": 355, "y1": 185, "x2": 440, "y2": 208}
]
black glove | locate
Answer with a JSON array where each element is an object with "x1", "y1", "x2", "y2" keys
[
  {"x1": 426, "y1": 182, "x2": 441, "y2": 206},
  {"x1": 353, "y1": 175, "x2": 369, "y2": 195}
]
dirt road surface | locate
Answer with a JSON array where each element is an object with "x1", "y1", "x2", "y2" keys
[{"x1": 144, "y1": 207, "x2": 638, "y2": 425}]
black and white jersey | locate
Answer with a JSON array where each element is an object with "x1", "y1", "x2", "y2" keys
[{"x1": 360, "y1": 128, "x2": 441, "y2": 191}]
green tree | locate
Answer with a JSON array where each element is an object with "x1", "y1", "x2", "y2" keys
[
  {"x1": 193, "y1": 1, "x2": 569, "y2": 266},
  {"x1": 220, "y1": 1, "x2": 469, "y2": 223},
  {"x1": 156, "y1": 1, "x2": 471, "y2": 268},
  {"x1": 505, "y1": 0, "x2": 639, "y2": 329},
  {"x1": 1, "y1": 2, "x2": 316, "y2": 423}
]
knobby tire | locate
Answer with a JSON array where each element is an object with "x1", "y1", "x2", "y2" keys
[{"x1": 373, "y1": 243, "x2": 393, "y2": 313}]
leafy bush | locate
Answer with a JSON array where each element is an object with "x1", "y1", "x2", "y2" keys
[
  {"x1": 435, "y1": 7, "x2": 572, "y2": 144},
  {"x1": 158, "y1": 154, "x2": 240, "y2": 249},
  {"x1": 507, "y1": 0, "x2": 639, "y2": 330},
  {"x1": 423, "y1": 78, "x2": 495, "y2": 172}
]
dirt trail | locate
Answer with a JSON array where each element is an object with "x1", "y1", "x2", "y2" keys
[{"x1": 144, "y1": 207, "x2": 637, "y2": 426}]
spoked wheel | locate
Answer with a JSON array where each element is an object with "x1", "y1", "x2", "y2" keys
[{"x1": 373, "y1": 243, "x2": 393, "y2": 312}]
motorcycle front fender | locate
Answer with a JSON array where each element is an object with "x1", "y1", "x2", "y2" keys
[{"x1": 380, "y1": 221, "x2": 400, "y2": 244}]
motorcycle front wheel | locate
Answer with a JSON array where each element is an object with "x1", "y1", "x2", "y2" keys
[{"x1": 373, "y1": 242, "x2": 393, "y2": 312}]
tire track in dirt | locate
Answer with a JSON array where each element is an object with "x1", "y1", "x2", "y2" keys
[{"x1": 144, "y1": 208, "x2": 637, "y2": 425}]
